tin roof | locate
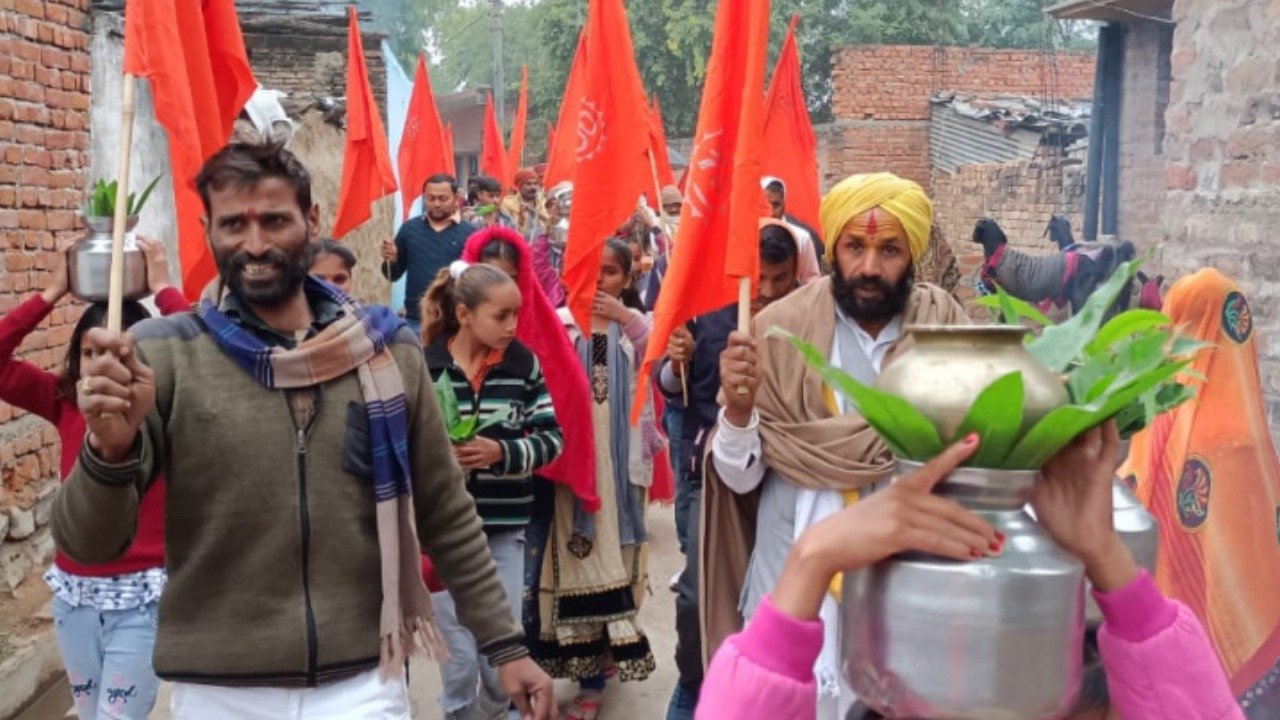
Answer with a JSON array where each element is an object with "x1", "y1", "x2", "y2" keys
[{"x1": 930, "y1": 92, "x2": 1091, "y2": 172}]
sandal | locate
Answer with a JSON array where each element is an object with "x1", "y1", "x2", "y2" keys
[{"x1": 566, "y1": 691, "x2": 603, "y2": 720}]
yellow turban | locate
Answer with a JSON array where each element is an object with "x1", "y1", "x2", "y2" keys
[{"x1": 820, "y1": 172, "x2": 933, "y2": 264}]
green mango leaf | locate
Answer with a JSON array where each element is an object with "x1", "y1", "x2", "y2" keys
[
  {"x1": 451, "y1": 414, "x2": 480, "y2": 443},
  {"x1": 128, "y1": 175, "x2": 163, "y2": 216},
  {"x1": 1004, "y1": 358, "x2": 1191, "y2": 467},
  {"x1": 953, "y1": 371, "x2": 1025, "y2": 467},
  {"x1": 972, "y1": 291, "x2": 1053, "y2": 327},
  {"x1": 1028, "y1": 260, "x2": 1142, "y2": 372},
  {"x1": 1087, "y1": 309, "x2": 1170, "y2": 356},
  {"x1": 772, "y1": 328, "x2": 944, "y2": 460},
  {"x1": 433, "y1": 373, "x2": 463, "y2": 433}
]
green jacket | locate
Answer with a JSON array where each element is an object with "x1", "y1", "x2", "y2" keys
[{"x1": 52, "y1": 297, "x2": 525, "y2": 687}]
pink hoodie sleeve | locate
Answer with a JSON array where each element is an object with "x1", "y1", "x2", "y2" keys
[
  {"x1": 695, "y1": 595, "x2": 822, "y2": 720},
  {"x1": 1096, "y1": 571, "x2": 1243, "y2": 720}
]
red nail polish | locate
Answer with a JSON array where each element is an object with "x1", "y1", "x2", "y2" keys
[
  {"x1": 964, "y1": 432, "x2": 980, "y2": 445},
  {"x1": 995, "y1": 532, "x2": 1006, "y2": 543},
  {"x1": 969, "y1": 550, "x2": 982, "y2": 558},
  {"x1": 990, "y1": 540, "x2": 1004, "y2": 554}
]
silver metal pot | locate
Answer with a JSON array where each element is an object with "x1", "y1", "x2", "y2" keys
[
  {"x1": 69, "y1": 215, "x2": 148, "y2": 303},
  {"x1": 1084, "y1": 479, "x2": 1159, "y2": 625},
  {"x1": 842, "y1": 460, "x2": 1085, "y2": 720}
]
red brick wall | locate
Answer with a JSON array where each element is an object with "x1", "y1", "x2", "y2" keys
[
  {"x1": 0, "y1": 0, "x2": 90, "y2": 589},
  {"x1": 825, "y1": 45, "x2": 1096, "y2": 194}
]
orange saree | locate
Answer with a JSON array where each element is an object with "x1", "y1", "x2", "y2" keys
[{"x1": 1118, "y1": 269, "x2": 1280, "y2": 714}]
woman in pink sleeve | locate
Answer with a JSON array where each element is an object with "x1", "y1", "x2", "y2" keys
[{"x1": 698, "y1": 423, "x2": 1243, "y2": 720}]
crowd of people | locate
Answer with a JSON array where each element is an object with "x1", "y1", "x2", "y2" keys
[{"x1": 3, "y1": 136, "x2": 1270, "y2": 720}]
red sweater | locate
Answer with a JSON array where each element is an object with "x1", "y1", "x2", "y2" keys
[{"x1": 0, "y1": 289, "x2": 188, "y2": 576}]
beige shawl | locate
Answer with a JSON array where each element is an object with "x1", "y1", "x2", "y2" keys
[{"x1": 698, "y1": 278, "x2": 968, "y2": 664}]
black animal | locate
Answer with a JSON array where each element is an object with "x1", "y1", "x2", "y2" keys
[{"x1": 974, "y1": 218, "x2": 1100, "y2": 314}]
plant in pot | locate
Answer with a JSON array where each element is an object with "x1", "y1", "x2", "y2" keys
[
  {"x1": 69, "y1": 176, "x2": 162, "y2": 303},
  {"x1": 772, "y1": 260, "x2": 1203, "y2": 720}
]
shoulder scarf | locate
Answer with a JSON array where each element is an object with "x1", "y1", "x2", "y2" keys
[
  {"x1": 698, "y1": 278, "x2": 968, "y2": 665},
  {"x1": 197, "y1": 277, "x2": 444, "y2": 676}
]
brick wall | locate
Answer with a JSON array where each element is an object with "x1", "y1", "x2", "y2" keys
[
  {"x1": 1159, "y1": 0, "x2": 1280, "y2": 438},
  {"x1": 241, "y1": 15, "x2": 387, "y2": 115},
  {"x1": 0, "y1": 0, "x2": 91, "y2": 592},
  {"x1": 825, "y1": 45, "x2": 1095, "y2": 192},
  {"x1": 1116, "y1": 22, "x2": 1174, "y2": 252},
  {"x1": 932, "y1": 159, "x2": 1087, "y2": 316}
]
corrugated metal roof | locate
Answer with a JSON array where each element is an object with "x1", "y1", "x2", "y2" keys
[{"x1": 930, "y1": 92, "x2": 1091, "y2": 172}]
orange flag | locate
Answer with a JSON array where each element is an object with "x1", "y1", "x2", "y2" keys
[
  {"x1": 763, "y1": 15, "x2": 821, "y2": 235},
  {"x1": 443, "y1": 123, "x2": 456, "y2": 176},
  {"x1": 123, "y1": 0, "x2": 256, "y2": 300},
  {"x1": 649, "y1": 95, "x2": 675, "y2": 189},
  {"x1": 333, "y1": 8, "x2": 397, "y2": 238},
  {"x1": 397, "y1": 55, "x2": 450, "y2": 220},
  {"x1": 638, "y1": 0, "x2": 771, "y2": 417},
  {"x1": 542, "y1": 31, "x2": 587, "y2": 192},
  {"x1": 506, "y1": 65, "x2": 529, "y2": 182},
  {"x1": 480, "y1": 92, "x2": 511, "y2": 186},
  {"x1": 545, "y1": 121, "x2": 556, "y2": 165},
  {"x1": 561, "y1": 0, "x2": 651, "y2": 333}
]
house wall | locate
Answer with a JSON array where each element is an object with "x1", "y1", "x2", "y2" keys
[{"x1": 0, "y1": 0, "x2": 92, "y2": 593}]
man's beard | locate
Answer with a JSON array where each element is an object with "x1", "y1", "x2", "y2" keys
[
  {"x1": 832, "y1": 264, "x2": 914, "y2": 323},
  {"x1": 217, "y1": 234, "x2": 312, "y2": 309},
  {"x1": 426, "y1": 208, "x2": 453, "y2": 222}
]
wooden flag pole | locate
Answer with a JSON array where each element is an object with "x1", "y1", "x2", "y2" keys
[
  {"x1": 107, "y1": 74, "x2": 138, "y2": 334},
  {"x1": 647, "y1": 149, "x2": 687, "y2": 404}
]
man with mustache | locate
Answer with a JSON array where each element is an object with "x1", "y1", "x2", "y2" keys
[
  {"x1": 702, "y1": 173, "x2": 968, "y2": 719},
  {"x1": 53, "y1": 142, "x2": 554, "y2": 719}
]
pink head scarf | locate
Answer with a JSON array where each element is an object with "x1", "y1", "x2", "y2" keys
[{"x1": 462, "y1": 226, "x2": 600, "y2": 511}]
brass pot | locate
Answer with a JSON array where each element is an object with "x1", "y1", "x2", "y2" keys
[{"x1": 876, "y1": 324, "x2": 1069, "y2": 443}]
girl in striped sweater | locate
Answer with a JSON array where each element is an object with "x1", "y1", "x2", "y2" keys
[{"x1": 421, "y1": 261, "x2": 564, "y2": 720}]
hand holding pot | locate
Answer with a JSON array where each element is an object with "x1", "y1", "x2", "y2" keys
[
  {"x1": 772, "y1": 435, "x2": 1000, "y2": 621},
  {"x1": 1032, "y1": 420, "x2": 1139, "y2": 592},
  {"x1": 135, "y1": 236, "x2": 171, "y2": 296},
  {"x1": 42, "y1": 239, "x2": 75, "y2": 305}
]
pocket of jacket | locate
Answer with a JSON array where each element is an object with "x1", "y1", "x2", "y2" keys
[{"x1": 343, "y1": 401, "x2": 374, "y2": 482}]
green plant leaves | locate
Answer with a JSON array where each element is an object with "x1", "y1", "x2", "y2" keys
[
  {"x1": 129, "y1": 175, "x2": 163, "y2": 216},
  {"x1": 86, "y1": 175, "x2": 162, "y2": 218},
  {"x1": 1028, "y1": 259, "x2": 1141, "y2": 372},
  {"x1": 953, "y1": 371, "x2": 1025, "y2": 467},
  {"x1": 972, "y1": 286, "x2": 1053, "y2": 327},
  {"x1": 771, "y1": 329, "x2": 944, "y2": 460},
  {"x1": 434, "y1": 373, "x2": 463, "y2": 432}
]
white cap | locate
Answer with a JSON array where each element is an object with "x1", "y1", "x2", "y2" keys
[{"x1": 760, "y1": 175, "x2": 786, "y2": 192}]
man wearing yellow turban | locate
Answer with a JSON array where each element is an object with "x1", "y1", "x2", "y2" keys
[{"x1": 700, "y1": 172, "x2": 968, "y2": 718}]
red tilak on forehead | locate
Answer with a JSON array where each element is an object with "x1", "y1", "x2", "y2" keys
[
  {"x1": 244, "y1": 208, "x2": 260, "y2": 221},
  {"x1": 865, "y1": 208, "x2": 879, "y2": 236}
]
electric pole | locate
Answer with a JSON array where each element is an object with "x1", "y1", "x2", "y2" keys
[{"x1": 491, "y1": 0, "x2": 504, "y2": 127}]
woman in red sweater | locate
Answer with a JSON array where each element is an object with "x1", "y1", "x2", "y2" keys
[{"x1": 0, "y1": 237, "x2": 186, "y2": 720}]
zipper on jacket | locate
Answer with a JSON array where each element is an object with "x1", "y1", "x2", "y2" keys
[{"x1": 289, "y1": 392, "x2": 321, "y2": 688}]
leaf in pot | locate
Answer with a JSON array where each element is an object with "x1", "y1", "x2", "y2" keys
[
  {"x1": 128, "y1": 174, "x2": 163, "y2": 216},
  {"x1": 771, "y1": 328, "x2": 944, "y2": 460},
  {"x1": 953, "y1": 371, "x2": 1024, "y2": 467},
  {"x1": 1004, "y1": 358, "x2": 1192, "y2": 468},
  {"x1": 973, "y1": 290, "x2": 1053, "y2": 327},
  {"x1": 1028, "y1": 260, "x2": 1142, "y2": 373},
  {"x1": 1087, "y1": 309, "x2": 1170, "y2": 356}
]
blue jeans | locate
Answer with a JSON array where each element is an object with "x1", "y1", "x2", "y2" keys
[
  {"x1": 663, "y1": 405, "x2": 696, "y2": 554},
  {"x1": 52, "y1": 597, "x2": 160, "y2": 720},
  {"x1": 666, "y1": 680, "x2": 699, "y2": 720},
  {"x1": 433, "y1": 529, "x2": 525, "y2": 720}
]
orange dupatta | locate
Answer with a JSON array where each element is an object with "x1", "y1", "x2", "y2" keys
[{"x1": 1118, "y1": 269, "x2": 1280, "y2": 705}]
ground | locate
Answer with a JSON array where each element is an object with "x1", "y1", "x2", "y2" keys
[{"x1": 16, "y1": 504, "x2": 684, "y2": 720}]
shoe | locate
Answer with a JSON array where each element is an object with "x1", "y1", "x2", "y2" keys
[
  {"x1": 567, "y1": 691, "x2": 603, "y2": 720},
  {"x1": 669, "y1": 568, "x2": 682, "y2": 592}
]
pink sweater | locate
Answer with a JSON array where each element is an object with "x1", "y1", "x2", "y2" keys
[{"x1": 698, "y1": 571, "x2": 1243, "y2": 720}]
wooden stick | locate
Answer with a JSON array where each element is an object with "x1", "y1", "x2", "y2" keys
[
  {"x1": 738, "y1": 276, "x2": 750, "y2": 334},
  {"x1": 107, "y1": 74, "x2": 137, "y2": 334}
]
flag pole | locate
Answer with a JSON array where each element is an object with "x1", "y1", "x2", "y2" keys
[
  {"x1": 647, "y1": 149, "x2": 687, "y2": 404},
  {"x1": 107, "y1": 74, "x2": 138, "y2": 334}
]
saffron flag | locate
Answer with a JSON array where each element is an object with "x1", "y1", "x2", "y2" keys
[
  {"x1": 397, "y1": 54, "x2": 450, "y2": 220},
  {"x1": 443, "y1": 123, "x2": 456, "y2": 177},
  {"x1": 561, "y1": 0, "x2": 652, "y2": 333},
  {"x1": 649, "y1": 95, "x2": 675, "y2": 189},
  {"x1": 763, "y1": 15, "x2": 821, "y2": 235},
  {"x1": 541, "y1": 31, "x2": 587, "y2": 192},
  {"x1": 506, "y1": 65, "x2": 529, "y2": 181},
  {"x1": 638, "y1": 0, "x2": 771, "y2": 418},
  {"x1": 123, "y1": 0, "x2": 256, "y2": 300},
  {"x1": 333, "y1": 8, "x2": 397, "y2": 238},
  {"x1": 480, "y1": 92, "x2": 511, "y2": 187}
]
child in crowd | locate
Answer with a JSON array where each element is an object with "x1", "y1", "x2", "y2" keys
[
  {"x1": 1, "y1": 237, "x2": 184, "y2": 720},
  {"x1": 308, "y1": 237, "x2": 356, "y2": 295},
  {"x1": 420, "y1": 262, "x2": 564, "y2": 720}
]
